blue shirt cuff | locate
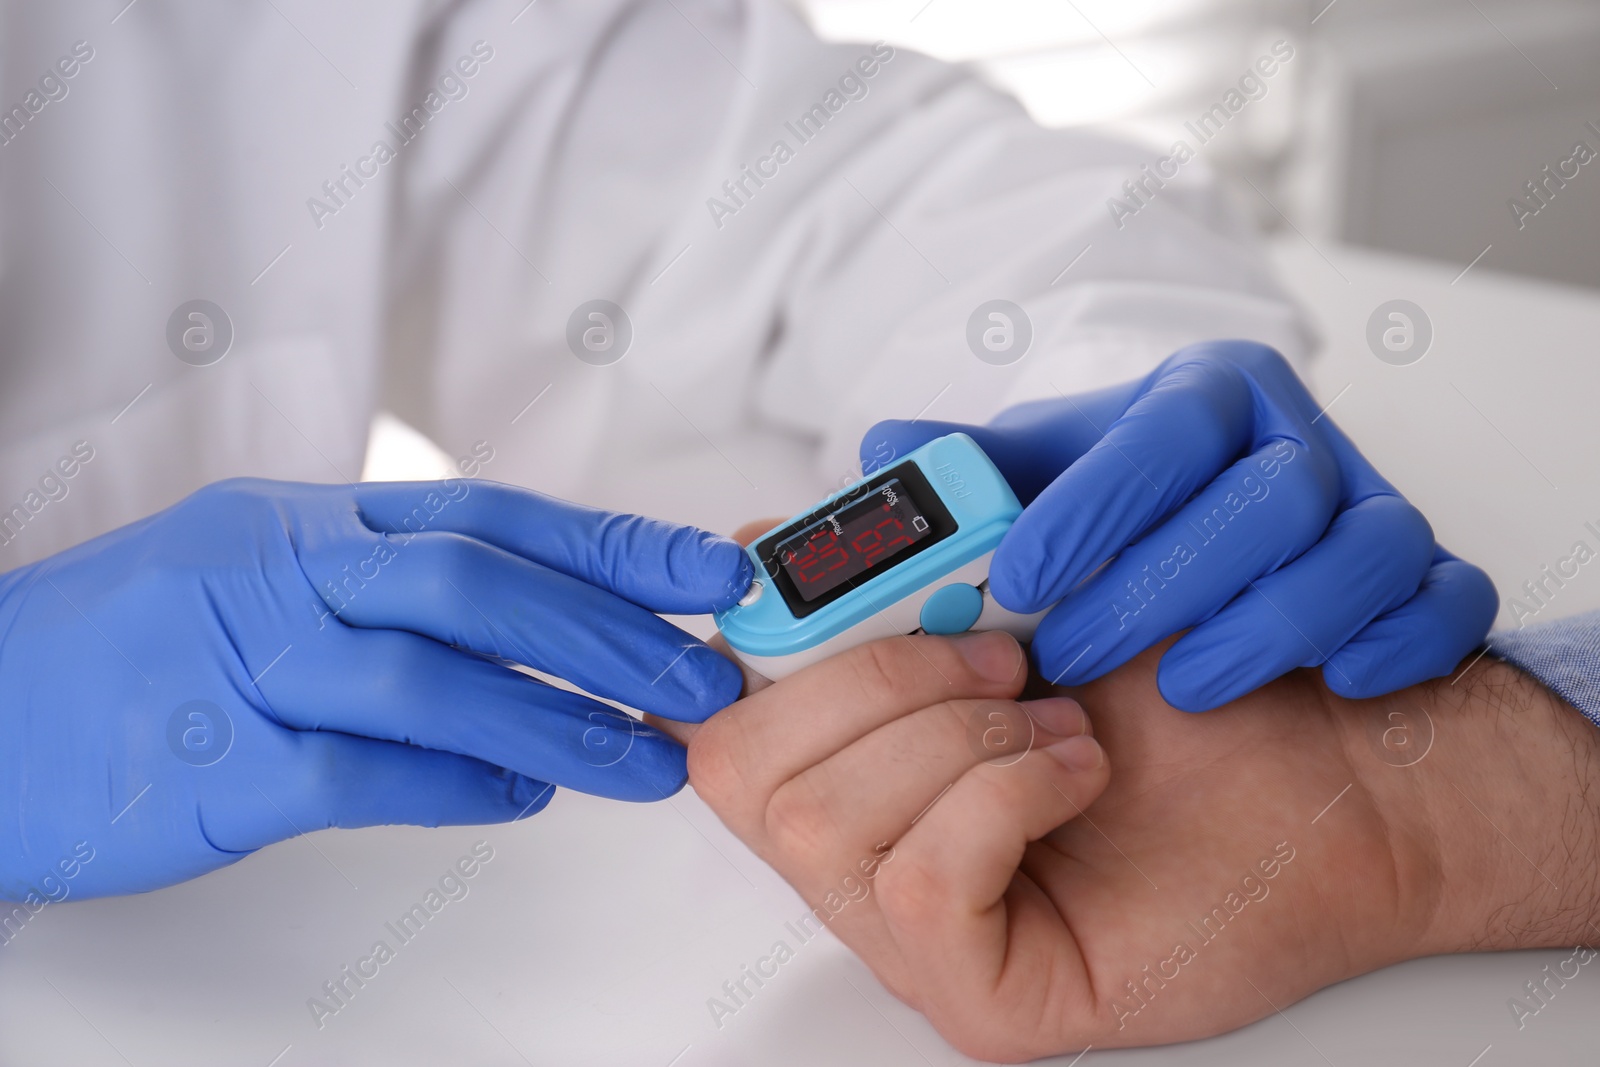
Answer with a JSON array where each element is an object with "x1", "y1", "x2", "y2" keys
[{"x1": 1490, "y1": 608, "x2": 1600, "y2": 729}]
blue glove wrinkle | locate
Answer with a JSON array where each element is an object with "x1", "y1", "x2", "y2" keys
[
  {"x1": 1156, "y1": 495, "x2": 1435, "y2": 709},
  {"x1": 1321, "y1": 421, "x2": 1405, "y2": 507},
  {"x1": 353, "y1": 480, "x2": 749, "y2": 615},
  {"x1": 193, "y1": 802, "x2": 261, "y2": 857},
  {"x1": 1321, "y1": 553, "x2": 1499, "y2": 698},
  {"x1": 589, "y1": 510, "x2": 753, "y2": 614}
]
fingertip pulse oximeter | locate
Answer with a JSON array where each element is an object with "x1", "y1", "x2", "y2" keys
[{"x1": 716, "y1": 433, "x2": 1046, "y2": 679}]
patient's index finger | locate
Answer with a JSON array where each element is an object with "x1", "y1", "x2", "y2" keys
[{"x1": 353, "y1": 479, "x2": 752, "y2": 614}]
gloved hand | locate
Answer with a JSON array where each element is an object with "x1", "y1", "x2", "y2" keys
[
  {"x1": 0, "y1": 477, "x2": 750, "y2": 901},
  {"x1": 863, "y1": 340, "x2": 1497, "y2": 710}
]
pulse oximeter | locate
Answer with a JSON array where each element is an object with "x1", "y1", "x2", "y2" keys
[{"x1": 715, "y1": 433, "x2": 1046, "y2": 679}]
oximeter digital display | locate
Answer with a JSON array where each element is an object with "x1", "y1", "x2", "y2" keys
[
  {"x1": 717, "y1": 433, "x2": 1048, "y2": 680},
  {"x1": 762, "y1": 468, "x2": 956, "y2": 615}
]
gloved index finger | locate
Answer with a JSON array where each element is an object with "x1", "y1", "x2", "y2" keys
[
  {"x1": 304, "y1": 529, "x2": 744, "y2": 721},
  {"x1": 352, "y1": 480, "x2": 752, "y2": 614},
  {"x1": 991, "y1": 358, "x2": 1257, "y2": 613}
]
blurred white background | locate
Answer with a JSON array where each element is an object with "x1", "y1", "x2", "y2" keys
[{"x1": 794, "y1": 0, "x2": 1600, "y2": 289}]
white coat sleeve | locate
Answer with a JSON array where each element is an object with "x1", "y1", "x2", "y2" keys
[
  {"x1": 647, "y1": 3, "x2": 1316, "y2": 479},
  {"x1": 395, "y1": 0, "x2": 1317, "y2": 505}
]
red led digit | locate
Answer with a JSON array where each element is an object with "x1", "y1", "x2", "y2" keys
[
  {"x1": 852, "y1": 525, "x2": 883, "y2": 564},
  {"x1": 776, "y1": 479, "x2": 935, "y2": 604},
  {"x1": 816, "y1": 528, "x2": 850, "y2": 574},
  {"x1": 854, "y1": 509, "x2": 912, "y2": 567},
  {"x1": 782, "y1": 542, "x2": 819, "y2": 583},
  {"x1": 791, "y1": 526, "x2": 848, "y2": 583},
  {"x1": 874, "y1": 514, "x2": 915, "y2": 559}
]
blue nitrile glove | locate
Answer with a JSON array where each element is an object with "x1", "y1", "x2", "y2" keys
[
  {"x1": 863, "y1": 341, "x2": 1497, "y2": 711},
  {"x1": 0, "y1": 478, "x2": 752, "y2": 901}
]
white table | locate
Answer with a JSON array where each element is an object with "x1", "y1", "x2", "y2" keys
[{"x1": 4, "y1": 238, "x2": 1599, "y2": 1065}]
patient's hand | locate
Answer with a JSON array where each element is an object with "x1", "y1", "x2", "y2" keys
[{"x1": 662, "y1": 630, "x2": 1600, "y2": 1060}]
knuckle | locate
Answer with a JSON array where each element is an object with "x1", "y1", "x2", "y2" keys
[
  {"x1": 1345, "y1": 496, "x2": 1434, "y2": 573},
  {"x1": 192, "y1": 476, "x2": 247, "y2": 501},
  {"x1": 1240, "y1": 341, "x2": 1293, "y2": 377},
  {"x1": 1187, "y1": 338, "x2": 1289, "y2": 377},
  {"x1": 1371, "y1": 498, "x2": 1436, "y2": 578},
  {"x1": 182, "y1": 476, "x2": 267, "y2": 520},
  {"x1": 1150, "y1": 359, "x2": 1252, "y2": 444},
  {"x1": 967, "y1": 760, "x2": 1031, "y2": 813},
  {"x1": 873, "y1": 853, "x2": 945, "y2": 927},
  {"x1": 847, "y1": 637, "x2": 928, "y2": 700},
  {"x1": 1391, "y1": 497, "x2": 1435, "y2": 550},
  {"x1": 1261, "y1": 435, "x2": 1336, "y2": 509},
  {"x1": 198, "y1": 475, "x2": 267, "y2": 499},
  {"x1": 763, "y1": 777, "x2": 837, "y2": 858},
  {"x1": 684, "y1": 719, "x2": 746, "y2": 812}
]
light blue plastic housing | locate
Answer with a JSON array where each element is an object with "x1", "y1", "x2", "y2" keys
[{"x1": 716, "y1": 433, "x2": 1022, "y2": 659}]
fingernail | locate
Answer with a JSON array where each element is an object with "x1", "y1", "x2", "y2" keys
[
  {"x1": 510, "y1": 775, "x2": 555, "y2": 817},
  {"x1": 1024, "y1": 697, "x2": 1088, "y2": 738},
  {"x1": 1046, "y1": 735, "x2": 1104, "y2": 773},
  {"x1": 707, "y1": 539, "x2": 755, "y2": 610},
  {"x1": 953, "y1": 630, "x2": 1023, "y2": 683},
  {"x1": 1156, "y1": 657, "x2": 1228, "y2": 714}
]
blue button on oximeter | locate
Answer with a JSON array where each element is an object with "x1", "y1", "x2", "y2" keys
[{"x1": 716, "y1": 433, "x2": 1047, "y2": 679}]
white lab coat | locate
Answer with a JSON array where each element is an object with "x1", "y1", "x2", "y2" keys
[{"x1": 0, "y1": 0, "x2": 1310, "y2": 565}]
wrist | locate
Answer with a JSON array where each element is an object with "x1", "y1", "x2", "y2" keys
[{"x1": 1342, "y1": 657, "x2": 1600, "y2": 959}]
